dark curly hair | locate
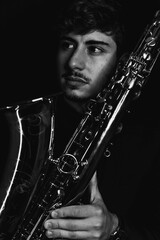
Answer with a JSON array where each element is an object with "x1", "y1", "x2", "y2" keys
[{"x1": 56, "y1": 0, "x2": 125, "y2": 57}]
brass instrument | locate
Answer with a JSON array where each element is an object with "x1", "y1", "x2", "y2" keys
[{"x1": 0, "y1": 10, "x2": 160, "y2": 240}]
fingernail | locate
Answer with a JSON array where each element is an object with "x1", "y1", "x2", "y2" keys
[
  {"x1": 51, "y1": 211, "x2": 58, "y2": 218},
  {"x1": 47, "y1": 230, "x2": 53, "y2": 237},
  {"x1": 45, "y1": 221, "x2": 52, "y2": 229}
]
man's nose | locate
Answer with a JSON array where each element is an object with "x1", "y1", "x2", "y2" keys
[{"x1": 68, "y1": 49, "x2": 86, "y2": 70}]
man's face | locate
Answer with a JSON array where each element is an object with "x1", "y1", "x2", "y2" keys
[{"x1": 57, "y1": 30, "x2": 117, "y2": 101}]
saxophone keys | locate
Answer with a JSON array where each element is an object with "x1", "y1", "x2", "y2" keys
[
  {"x1": 72, "y1": 172, "x2": 80, "y2": 180},
  {"x1": 81, "y1": 159, "x2": 88, "y2": 166},
  {"x1": 57, "y1": 189, "x2": 65, "y2": 198},
  {"x1": 104, "y1": 148, "x2": 111, "y2": 158}
]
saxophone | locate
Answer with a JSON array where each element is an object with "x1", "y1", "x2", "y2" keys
[{"x1": 0, "y1": 10, "x2": 160, "y2": 240}]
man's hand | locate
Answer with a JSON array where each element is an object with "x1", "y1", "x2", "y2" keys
[{"x1": 44, "y1": 173, "x2": 118, "y2": 239}]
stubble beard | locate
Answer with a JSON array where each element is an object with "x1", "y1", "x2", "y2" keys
[{"x1": 63, "y1": 88, "x2": 90, "y2": 103}]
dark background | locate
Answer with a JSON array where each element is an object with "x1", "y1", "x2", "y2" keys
[{"x1": 0, "y1": 0, "x2": 160, "y2": 123}]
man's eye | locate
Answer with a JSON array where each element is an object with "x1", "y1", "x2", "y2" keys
[
  {"x1": 88, "y1": 46, "x2": 104, "y2": 55},
  {"x1": 60, "y1": 41, "x2": 74, "y2": 50}
]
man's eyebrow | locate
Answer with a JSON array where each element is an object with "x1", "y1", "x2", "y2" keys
[
  {"x1": 85, "y1": 40, "x2": 110, "y2": 46},
  {"x1": 60, "y1": 37, "x2": 110, "y2": 46},
  {"x1": 60, "y1": 36, "x2": 76, "y2": 42}
]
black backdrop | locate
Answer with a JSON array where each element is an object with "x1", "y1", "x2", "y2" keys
[{"x1": 0, "y1": 0, "x2": 160, "y2": 124}]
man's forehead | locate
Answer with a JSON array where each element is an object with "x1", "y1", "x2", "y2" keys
[{"x1": 65, "y1": 30, "x2": 115, "y2": 43}]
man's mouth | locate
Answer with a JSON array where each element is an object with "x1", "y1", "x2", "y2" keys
[
  {"x1": 62, "y1": 72, "x2": 90, "y2": 85},
  {"x1": 64, "y1": 75, "x2": 88, "y2": 84}
]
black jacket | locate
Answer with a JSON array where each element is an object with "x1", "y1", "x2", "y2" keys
[{"x1": 53, "y1": 93, "x2": 160, "y2": 240}]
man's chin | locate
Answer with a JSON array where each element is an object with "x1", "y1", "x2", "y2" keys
[{"x1": 64, "y1": 91, "x2": 90, "y2": 103}]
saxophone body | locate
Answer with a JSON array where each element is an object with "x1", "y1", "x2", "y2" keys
[{"x1": 0, "y1": 10, "x2": 160, "y2": 240}]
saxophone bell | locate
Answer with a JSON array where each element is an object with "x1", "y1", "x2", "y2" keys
[{"x1": 0, "y1": 97, "x2": 54, "y2": 239}]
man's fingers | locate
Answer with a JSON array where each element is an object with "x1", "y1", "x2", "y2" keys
[
  {"x1": 44, "y1": 216, "x2": 97, "y2": 231},
  {"x1": 45, "y1": 228, "x2": 95, "y2": 239},
  {"x1": 51, "y1": 204, "x2": 97, "y2": 218}
]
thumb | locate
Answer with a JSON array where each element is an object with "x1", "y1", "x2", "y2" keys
[{"x1": 89, "y1": 172, "x2": 103, "y2": 203}]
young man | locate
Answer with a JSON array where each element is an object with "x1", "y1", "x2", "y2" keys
[
  {"x1": 44, "y1": 0, "x2": 160, "y2": 240},
  {"x1": 44, "y1": 0, "x2": 123, "y2": 239}
]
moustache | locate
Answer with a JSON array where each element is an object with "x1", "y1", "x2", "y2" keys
[{"x1": 62, "y1": 71, "x2": 91, "y2": 84}]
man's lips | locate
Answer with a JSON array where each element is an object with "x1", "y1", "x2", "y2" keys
[{"x1": 64, "y1": 75, "x2": 88, "y2": 84}]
